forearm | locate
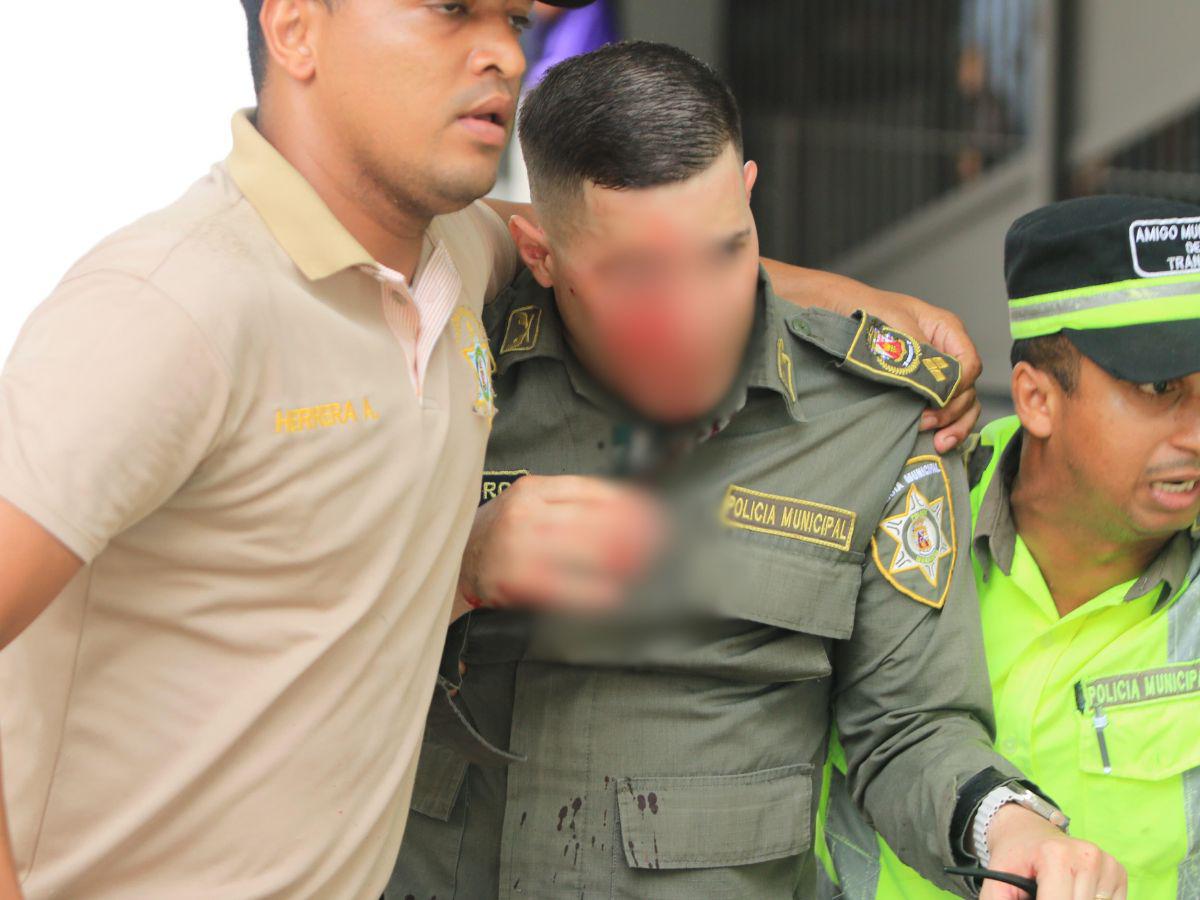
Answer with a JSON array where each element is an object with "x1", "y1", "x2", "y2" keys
[
  {"x1": 833, "y1": 437, "x2": 1019, "y2": 893},
  {"x1": 840, "y1": 696, "x2": 1019, "y2": 868},
  {"x1": 759, "y1": 257, "x2": 871, "y2": 317},
  {"x1": 0, "y1": 746, "x2": 22, "y2": 899}
]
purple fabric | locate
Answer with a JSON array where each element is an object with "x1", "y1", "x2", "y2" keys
[{"x1": 525, "y1": 2, "x2": 620, "y2": 89}]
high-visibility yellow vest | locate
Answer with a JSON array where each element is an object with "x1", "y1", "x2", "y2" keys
[{"x1": 820, "y1": 416, "x2": 1200, "y2": 900}]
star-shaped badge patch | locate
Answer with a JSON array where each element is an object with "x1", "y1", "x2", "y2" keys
[{"x1": 878, "y1": 485, "x2": 950, "y2": 587}]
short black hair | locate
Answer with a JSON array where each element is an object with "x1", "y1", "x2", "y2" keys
[
  {"x1": 239, "y1": 0, "x2": 334, "y2": 96},
  {"x1": 518, "y1": 41, "x2": 744, "y2": 221},
  {"x1": 1011, "y1": 333, "x2": 1080, "y2": 393},
  {"x1": 239, "y1": 0, "x2": 268, "y2": 95}
]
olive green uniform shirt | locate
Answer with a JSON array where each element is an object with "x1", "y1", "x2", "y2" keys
[{"x1": 388, "y1": 270, "x2": 1021, "y2": 899}]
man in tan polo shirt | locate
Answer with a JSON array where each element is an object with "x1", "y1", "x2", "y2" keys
[{"x1": 0, "y1": 2, "x2": 985, "y2": 898}]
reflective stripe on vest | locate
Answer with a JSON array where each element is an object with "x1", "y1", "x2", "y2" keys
[{"x1": 1170, "y1": 553, "x2": 1200, "y2": 898}]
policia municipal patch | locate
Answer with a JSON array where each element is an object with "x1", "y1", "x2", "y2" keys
[
  {"x1": 871, "y1": 455, "x2": 957, "y2": 608},
  {"x1": 721, "y1": 484, "x2": 856, "y2": 552}
]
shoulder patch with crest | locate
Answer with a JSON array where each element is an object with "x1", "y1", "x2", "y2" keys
[
  {"x1": 499, "y1": 305, "x2": 542, "y2": 355},
  {"x1": 844, "y1": 313, "x2": 962, "y2": 408},
  {"x1": 871, "y1": 454, "x2": 957, "y2": 608}
]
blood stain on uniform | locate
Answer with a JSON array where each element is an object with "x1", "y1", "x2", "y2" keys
[
  {"x1": 520, "y1": 811, "x2": 527, "y2": 828},
  {"x1": 557, "y1": 805, "x2": 568, "y2": 831},
  {"x1": 636, "y1": 794, "x2": 646, "y2": 813},
  {"x1": 648, "y1": 792, "x2": 659, "y2": 814}
]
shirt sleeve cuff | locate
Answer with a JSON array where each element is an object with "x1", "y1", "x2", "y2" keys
[{"x1": 0, "y1": 471, "x2": 103, "y2": 563}]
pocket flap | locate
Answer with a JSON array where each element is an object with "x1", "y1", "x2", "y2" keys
[
  {"x1": 1077, "y1": 663, "x2": 1200, "y2": 779},
  {"x1": 408, "y1": 740, "x2": 468, "y2": 822},
  {"x1": 615, "y1": 764, "x2": 813, "y2": 870},
  {"x1": 712, "y1": 539, "x2": 860, "y2": 640}
]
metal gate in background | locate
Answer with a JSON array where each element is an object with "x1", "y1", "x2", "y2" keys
[{"x1": 729, "y1": 0, "x2": 1036, "y2": 267}]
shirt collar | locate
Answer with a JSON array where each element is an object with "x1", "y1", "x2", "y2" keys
[
  {"x1": 1132, "y1": 530, "x2": 1196, "y2": 610},
  {"x1": 494, "y1": 267, "x2": 802, "y2": 425},
  {"x1": 974, "y1": 424, "x2": 1197, "y2": 607},
  {"x1": 226, "y1": 109, "x2": 376, "y2": 281},
  {"x1": 972, "y1": 428, "x2": 1023, "y2": 578}
]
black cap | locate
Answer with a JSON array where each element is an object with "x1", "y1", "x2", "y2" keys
[{"x1": 1005, "y1": 195, "x2": 1200, "y2": 382}]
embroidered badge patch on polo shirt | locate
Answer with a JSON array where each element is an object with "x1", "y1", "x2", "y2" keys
[{"x1": 452, "y1": 307, "x2": 497, "y2": 420}]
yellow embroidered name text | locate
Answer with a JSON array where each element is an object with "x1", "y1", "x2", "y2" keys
[{"x1": 275, "y1": 398, "x2": 380, "y2": 434}]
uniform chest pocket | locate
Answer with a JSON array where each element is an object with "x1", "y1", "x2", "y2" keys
[
  {"x1": 706, "y1": 535, "x2": 862, "y2": 641},
  {"x1": 1075, "y1": 663, "x2": 1200, "y2": 780},
  {"x1": 615, "y1": 763, "x2": 814, "y2": 870}
]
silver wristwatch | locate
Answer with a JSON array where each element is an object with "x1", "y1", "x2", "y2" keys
[{"x1": 970, "y1": 785, "x2": 1070, "y2": 867}]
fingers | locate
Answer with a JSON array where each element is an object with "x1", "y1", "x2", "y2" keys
[
  {"x1": 920, "y1": 306, "x2": 982, "y2": 390},
  {"x1": 1070, "y1": 848, "x2": 1102, "y2": 900},
  {"x1": 525, "y1": 473, "x2": 645, "y2": 507},
  {"x1": 1097, "y1": 851, "x2": 1127, "y2": 900},
  {"x1": 469, "y1": 474, "x2": 668, "y2": 612},
  {"x1": 1068, "y1": 839, "x2": 1125, "y2": 900},
  {"x1": 1009, "y1": 837, "x2": 1123, "y2": 900},
  {"x1": 979, "y1": 880, "x2": 1025, "y2": 900},
  {"x1": 447, "y1": 659, "x2": 468, "y2": 698},
  {"x1": 920, "y1": 386, "x2": 975, "y2": 430},
  {"x1": 919, "y1": 388, "x2": 980, "y2": 453}
]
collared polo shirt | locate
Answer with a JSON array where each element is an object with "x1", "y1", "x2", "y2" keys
[{"x1": 0, "y1": 109, "x2": 517, "y2": 898}]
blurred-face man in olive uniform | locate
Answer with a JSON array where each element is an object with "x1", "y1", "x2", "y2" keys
[{"x1": 388, "y1": 42, "x2": 1125, "y2": 900}]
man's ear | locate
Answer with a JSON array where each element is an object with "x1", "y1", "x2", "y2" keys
[
  {"x1": 508, "y1": 215, "x2": 555, "y2": 288},
  {"x1": 260, "y1": 0, "x2": 326, "y2": 87},
  {"x1": 1011, "y1": 361, "x2": 1060, "y2": 440},
  {"x1": 743, "y1": 160, "x2": 759, "y2": 199}
]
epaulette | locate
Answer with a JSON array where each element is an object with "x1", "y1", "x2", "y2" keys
[{"x1": 785, "y1": 309, "x2": 962, "y2": 408}]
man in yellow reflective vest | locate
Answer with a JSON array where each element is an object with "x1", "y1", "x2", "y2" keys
[{"x1": 821, "y1": 195, "x2": 1200, "y2": 900}]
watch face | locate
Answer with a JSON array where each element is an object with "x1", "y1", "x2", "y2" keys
[{"x1": 1015, "y1": 790, "x2": 1070, "y2": 831}]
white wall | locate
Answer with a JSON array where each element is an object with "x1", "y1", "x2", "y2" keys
[{"x1": 1, "y1": 3, "x2": 256, "y2": 362}]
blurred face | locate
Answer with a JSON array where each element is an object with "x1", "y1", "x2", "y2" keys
[
  {"x1": 1048, "y1": 357, "x2": 1200, "y2": 539},
  {"x1": 538, "y1": 145, "x2": 762, "y2": 423},
  {"x1": 310, "y1": 0, "x2": 530, "y2": 216}
]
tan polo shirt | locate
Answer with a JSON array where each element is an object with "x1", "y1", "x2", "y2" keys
[{"x1": 0, "y1": 110, "x2": 517, "y2": 899}]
